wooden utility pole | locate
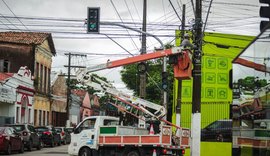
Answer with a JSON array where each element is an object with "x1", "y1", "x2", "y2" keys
[
  {"x1": 64, "y1": 53, "x2": 86, "y2": 126},
  {"x1": 191, "y1": 0, "x2": 202, "y2": 155}
]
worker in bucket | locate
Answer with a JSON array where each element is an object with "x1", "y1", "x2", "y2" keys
[{"x1": 180, "y1": 33, "x2": 194, "y2": 60}]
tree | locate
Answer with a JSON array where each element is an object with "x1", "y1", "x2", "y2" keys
[
  {"x1": 238, "y1": 76, "x2": 268, "y2": 92},
  {"x1": 120, "y1": 43, "x2": 175, "y2": 108}
]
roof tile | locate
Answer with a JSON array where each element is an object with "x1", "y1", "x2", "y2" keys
[
  {"x1": 0, "y1": 31, "x2": 56, "y2": 55},
  {"x1": 0, "y1": 73, "x2": 14, "y2": 81},
  {"x1": 0, "y1": 32, "x2": 50, "y2": 45}
]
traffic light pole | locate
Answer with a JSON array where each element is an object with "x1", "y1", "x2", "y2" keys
[
  {"x1": 176, "y1": 4, "x2": 186, "y2": 133},
  {"x1": 191, "y1": 0, "x2": 202, "y2": 156},
  {"x1": 101, "y1": 22, "x2": 164, "y2": 49}
]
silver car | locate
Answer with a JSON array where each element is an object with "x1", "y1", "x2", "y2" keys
[{"x1": 6, "y1": 124, "x2": 42, "y2": 151}]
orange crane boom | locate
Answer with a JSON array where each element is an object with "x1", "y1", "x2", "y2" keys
[
  {"x1": 84, "y1": 47, "x2": 193, "y2": 80},
  {"x1": 234, "y1": 58, "x2": 270, "y2": 73}
]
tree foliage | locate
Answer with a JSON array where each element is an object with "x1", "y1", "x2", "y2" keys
[{"x1": 238, "y1": 76, "x2": 268, "y2": 92}]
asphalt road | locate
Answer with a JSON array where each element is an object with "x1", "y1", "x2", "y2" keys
[{"x1": 0, "y1": 145, "x2": 69, "y2": 156}]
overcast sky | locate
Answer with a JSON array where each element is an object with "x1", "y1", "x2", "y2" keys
[{"x1": 0, "y1": 0, "x2": 264, "y2": 92}]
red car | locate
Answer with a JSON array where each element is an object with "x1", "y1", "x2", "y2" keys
[{"x1": 0, "y1": 127, "x2": 24, "y2": 155}]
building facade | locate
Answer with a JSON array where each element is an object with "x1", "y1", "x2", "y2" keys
[
  {"x1": 0, "y1": 66, "x2": 34, "y2": 125},
  {"x1": 0, "y1": 32, "x2": 56, "y2": 126},
  {"x1": 51, "y1": 71, "x2": 67, "y2": 127}
]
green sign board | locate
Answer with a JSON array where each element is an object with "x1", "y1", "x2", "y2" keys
[{"x1": 172, "y1": 31, "x2": 254, "y2": 128}]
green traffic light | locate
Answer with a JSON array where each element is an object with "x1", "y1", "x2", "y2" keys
[
  {"x1": 90, "y1": 23, "x2": 96, "y2": 29},
  {"x1": 87, "y1": 7, "x2": 100, "y2": 33}
]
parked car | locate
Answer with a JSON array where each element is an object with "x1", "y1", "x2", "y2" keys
[
  {"x1": 55, "y1": 127, "x2": 71, "y2": 145},
  {"x1": 0, "y1": 127, "x2": 24, "y2": 155},
  {"x1": 201, "y1": 119, "x2": 232, "y2": 142},
  {"x1": 35, "y1": 126, "x2": 61, "y2": 147},
  {"x1": 6, "y1": 124, "x2": 41, "y2": 151}
]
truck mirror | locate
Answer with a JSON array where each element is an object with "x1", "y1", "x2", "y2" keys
[{"x1": 74, "y1": 127, "x2": 81, "y2": 134}]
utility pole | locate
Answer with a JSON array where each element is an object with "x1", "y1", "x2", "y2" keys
[
  {"x1": 176, "y1": 4, "x2": 186, "y2": 133},
  {"x1": 64, "y1": 53, "x2": 87, "y2": 126},
  {"x1": 140, "y1": 0, "x2": 147, "y2": 99},
  {"x1": 191, "y1": 0, "x2": 202, "y2": 155}
]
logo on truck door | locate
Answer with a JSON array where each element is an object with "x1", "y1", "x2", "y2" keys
[{"x1": 86, "y1": 140, "x2": 93, "y2": 145}]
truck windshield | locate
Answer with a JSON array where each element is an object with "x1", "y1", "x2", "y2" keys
[{"x1": 81, "y1": 118, "x2": 96, "y2": 129}]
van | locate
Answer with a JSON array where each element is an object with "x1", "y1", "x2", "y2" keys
[{"x1": 201, "y1": 119, "x2": 232, "y2": 142}]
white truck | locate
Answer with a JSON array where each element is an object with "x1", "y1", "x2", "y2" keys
[
  {"x1": 68, "y1": 115, "x2": 189, "y2": 156},
  {"x1": 68, "y1": 74, "x2": 190, "y2": 156}
]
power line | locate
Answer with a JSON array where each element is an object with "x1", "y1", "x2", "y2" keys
[
  {"x1": 110, "y1": 0, "x2": 139, "y2": 51},
  {"x1": 168, "y1": 0, "x2": 182, "y2": 23},
  {"x1": 205, "y1": 1, "x2": 258, "y2": 7},
  {"x1": 1, "y1": 0, "x2": 29, "y2": 31},
  {"x1": 0, "y1": 12, "x2": 21, "y2": 30},
  {"x1": 102, "y1": 33, "x2": 134, "y2": 56}
]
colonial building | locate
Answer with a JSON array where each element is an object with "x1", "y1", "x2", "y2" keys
[
  {"x1": 70, "y1": 90, "x2": 100, "y2": 125},
  {"x1": 50, "y1": 71, "x2": 67, "y2": 127},
  {"x1": 0, "y1": 67, "x2": 34, "y2": 125},
  {"x1": 0, "y1": 32, "x2": 56, "y2": 126},
  {"x1": 80, "y1": 92, "x2": 100, "y2": 120}
]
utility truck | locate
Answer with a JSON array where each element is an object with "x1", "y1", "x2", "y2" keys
[
  {"x1": 68, "y1": 73, "x2": 190, "y2": 156},
  {"x1": 68, "y1": 47, "x2": 193, "y2": 156}
]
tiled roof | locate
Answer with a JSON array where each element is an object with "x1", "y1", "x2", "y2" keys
[
  {"x1": 0, "y1": 32, "x2": 48, "y2": 44},
  {"x1": 0, "y1": 31, "x2": 56, "y2": 55},
  {"x1": 0, "y1": 73, "x2": 14, "y2": 81},
  {"x1": 71, "y1": 89, "x2": 87, "y2": 97}
]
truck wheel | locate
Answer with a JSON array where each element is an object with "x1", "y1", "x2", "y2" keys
[
  {"x1": 127, "y1": 151, "x2": 140, "y2": 156},
  {"x1": 79, "y1": 147, "x2": 91, "y2": 156}
]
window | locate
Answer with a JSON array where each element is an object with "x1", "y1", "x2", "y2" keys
[
  {"x1": 27, "y1": 125, "x2": 35, "y2": 132},
  {"x1": 80, "y1": 118, "x2": 96, "y2": 129},
  {"x1": 39, "y1": 110, "x2": 42, "y2": 126},
  {"x1": 48, "y1": 68, "x2": 51, "y2": 94},
  {"x1": 44, "y1": 66, "x2": 47, "y2": 93},
  {"x1": 11, "y1": 125, "x2": 25, "y2": 132},
  {"x1": 0, "y1": 59, "x2": 10, "y2": 72},
  {"x1": 16, "y1": 107, "x2": 19, "y2": 123},
  {"x1": 43, "y1": 111, "x2": 45, "y2": 126},
  {"x1": 28, "y1": 108, "x2": 31, "y2": 124},
  {"x1": 3, "y1": 60, "x2": 9, "y2": 72},
  {"x1": 6, "y1": 128, "x2": 13, "y2": 135},
  {"x1": 47, "y1": 111, "x2": 49, "y2": 125},
  {"x1": 104, "y1": 119, "x2": 119, "y2": 126},
  {"x1": 34, "y1": 110, "x2": 37, "y2": 126},
  {"x1": 35, "y1": 62, "x2": 39, "y2": 89},
  {"x1": 40, "y1": 64, "x2": 43, "y2": 92}
]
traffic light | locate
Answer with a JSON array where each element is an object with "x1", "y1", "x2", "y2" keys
[
  {"x1": 87, "y1": 7, "x2": 100, "y2": 33},
  {"x1": 232, "y1": 82, "x2": 240, "y2": 99},
  {"x1": 161, "y1": 72, "x2": 168, "y2": 90},
  {"x1": 259, "y1": 0, "x2": 270, "y2": 31}
]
